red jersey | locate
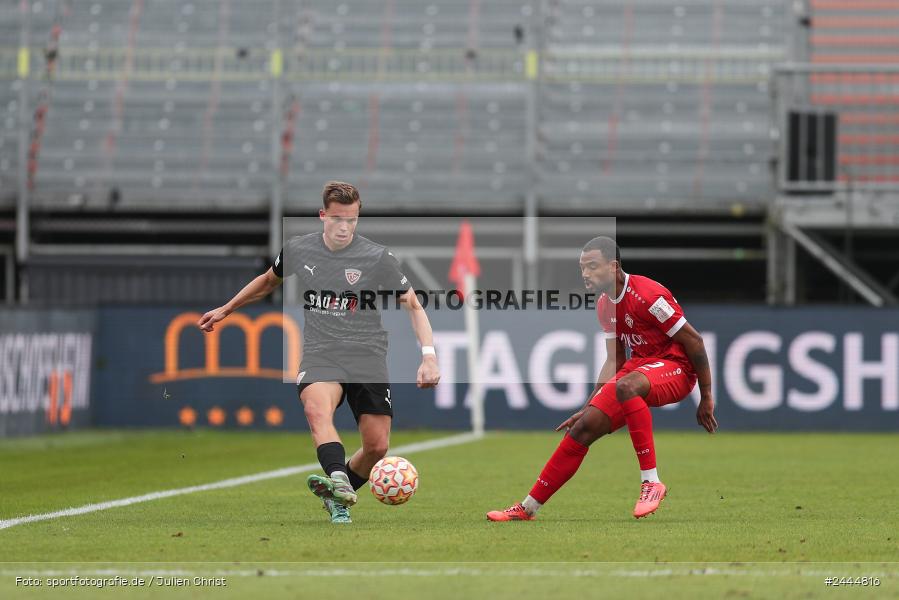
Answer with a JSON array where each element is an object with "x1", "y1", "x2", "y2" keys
[{"x1": 596, "y1": 273, "x2": 693, "y2": 371}]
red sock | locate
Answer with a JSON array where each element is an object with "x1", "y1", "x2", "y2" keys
[
  {"x1": 621, "y1": 396, "x2": 656, "y2": 471},
  {"x1": 528, "y1": 434, "x2": 589, "y2": 504}
]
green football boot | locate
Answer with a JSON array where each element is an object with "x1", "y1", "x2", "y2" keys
[
  {"x1": 306, "y1": 472, "x2": 358, "y2": 507},
  {"x1": 321, "y1": 497, "x2": 352, "y2": 524}
]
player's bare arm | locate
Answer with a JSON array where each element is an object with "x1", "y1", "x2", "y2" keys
[
  {"x1": 197, "y1": 267, "x2": 283, "y2": 332},
  {"x1": 556, "y1": 337, "x2": 625, "y2": 431},
  {"x1": 672, "y1": 323, "x2": 718, "y2": 433},
  {"x1": 398, "y1": 287, "x2": 440, "y2": 389}
]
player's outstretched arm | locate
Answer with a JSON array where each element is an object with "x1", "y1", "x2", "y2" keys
[
  {"x1": 198, "y1": 267, "x2": 283, "y2": 332},
  {"x1": 556, "y1": 337, "x2": 625, "y2": 431},
  {"x1": 672, "y1": 323, "x2": 718, "y2": 433},
  {"x1": 398, "y1": 288, "x2": 440, "y2": 389}
]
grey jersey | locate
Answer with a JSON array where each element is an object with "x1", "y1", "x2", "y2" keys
[{"x1": 273, "y1": 233, "x2": 411, "y2": 356}]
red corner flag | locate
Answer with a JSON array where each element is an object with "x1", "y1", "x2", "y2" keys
[{"x1": 448, "y1": 220, "x2": 481, "y2": 297}]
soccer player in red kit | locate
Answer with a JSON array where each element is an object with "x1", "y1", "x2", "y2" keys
[{"x1": 487, "y1": 236, "x2": 718, "y2": 521}]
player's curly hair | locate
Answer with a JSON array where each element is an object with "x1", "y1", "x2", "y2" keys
[
  {"x1": 582, "y1": 236, "x2": 621, "y2": 264},
  {"x1": 322, "y1": 181, "x2": 361, "y2": 209}
]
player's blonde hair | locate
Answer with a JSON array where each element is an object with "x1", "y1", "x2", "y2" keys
[{"x1": 322, "y1": 181, "x2": 361, "y2": 210}]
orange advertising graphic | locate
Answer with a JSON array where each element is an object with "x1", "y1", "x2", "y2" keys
[
  {"x1": 150, "y1": 312, "x2": 301, "y2": 383},
  {"x1": 265, "y1": 406, "x2": 284, "y2": 427},
  {"x1": 45, "y1": 370, "x2": 73, "y2": 427},
  {"x1": 207, "y1": 406, "x2": 226, "y2": 426},
  {"x1": 236, "y1": 406, "x2": 254, "y2": 426},
  {"x1": 178, "y1": 406, "x2": 197, "y2": 427}
]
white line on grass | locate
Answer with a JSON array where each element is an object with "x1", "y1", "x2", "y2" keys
[
  {"x1": 1, "y1": 566, "x2": 893, "y2": 579},
  {"x1": 0, "y1": 432, "x2": 484, "y2": 531}
]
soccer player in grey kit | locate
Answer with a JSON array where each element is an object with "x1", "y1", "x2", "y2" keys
[{"x1": 199, "y1": 181, "x2": 440, "y2": 524}]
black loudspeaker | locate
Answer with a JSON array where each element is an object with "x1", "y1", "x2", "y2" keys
[{"x1": 786, "y1": 111, "x2": 837, "y2": 186}]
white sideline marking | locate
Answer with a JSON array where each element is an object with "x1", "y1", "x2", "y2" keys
[
  {"x1": 1, "y1": 567, "x2": 890, "y2": 579},
  {"x1": 0, "y1": 432, "x2": 484, "y2": 531}
]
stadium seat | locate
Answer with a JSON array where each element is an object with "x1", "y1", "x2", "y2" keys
[
  {"x1": 807, "y1": 0, "x2": 899, "y2": 185},
  {"x1": 2, "y1": 0, "x2": 787, "y2": 212}
]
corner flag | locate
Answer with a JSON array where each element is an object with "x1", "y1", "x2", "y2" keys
[
  {"x1": 448, "y1": 220, "x2": 481, "y2": 297},
  {"x1": 448, "y1": 220, "x2": 484, "y2": 436}
]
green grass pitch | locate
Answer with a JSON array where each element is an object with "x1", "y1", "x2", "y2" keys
[{"x1": 1, "y1": 429, "x2": 897, "y2": 599}]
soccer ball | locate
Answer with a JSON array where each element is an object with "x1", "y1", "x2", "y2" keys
[{"x1": 368, "y1": 456, "x2": 419, "y2": 505}]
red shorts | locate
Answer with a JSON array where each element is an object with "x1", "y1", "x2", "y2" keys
[{"x1": 588, "y1": 357, "x2": 697, "y2": 433}]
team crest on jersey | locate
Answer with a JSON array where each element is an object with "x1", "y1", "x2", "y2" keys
[
  {"x1": 345, "y1": 268, "x2": 362, "y2": 285},
  {"x1": 624, "y1": 313, "x2": 634, "y2": 328}
]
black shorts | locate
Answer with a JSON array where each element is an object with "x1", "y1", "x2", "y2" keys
[{"x1": 296, "y1": 351, "x2": 392, "y2": 423}]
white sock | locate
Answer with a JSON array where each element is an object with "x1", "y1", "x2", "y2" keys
[
  {"x1": 640, "y1": 468, "x2": 660, "y2": 483},
  {"x1": 521, "y1": 495, "x2": 542, "y2": 515}
]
